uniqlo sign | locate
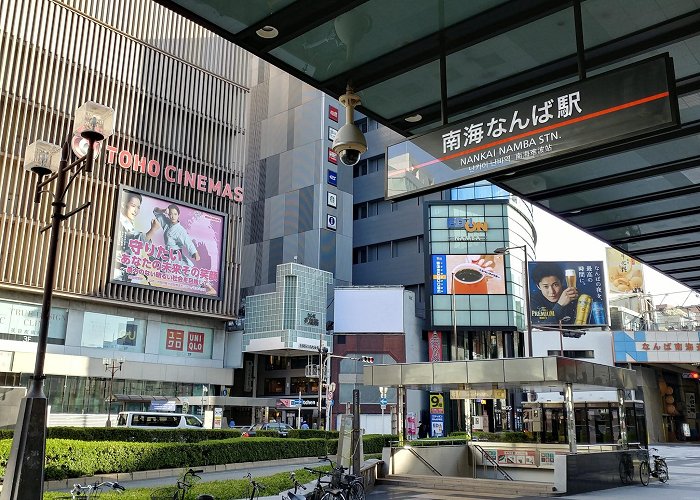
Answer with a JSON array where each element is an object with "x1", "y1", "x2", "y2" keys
[
  {"x1": 188, "y1": 331, "x2": 205, "y2": 353},
  {"x1": 166, "y1": 329, "x2": 184, "y2": 351}
]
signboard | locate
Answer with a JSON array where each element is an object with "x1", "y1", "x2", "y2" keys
[
  {"x1": 327, "y1": 191, "x2": 337, "y2": 208},
  {"x1": 527, "y1": 261, "x2": 607, "y2": 326},
  {"x1": 614, "y1": 330, "x2": 700, "y2": 363},
  {"x1": 429, "y1": 394, "x2": 444, "y2": 414},
  {"x1": 277, "y1": 397, "x2": 325, "y2": 409},
  {"x1": 685, "y1": 393, "x2": 696, "y2": 419},
  {"x1": 497, "y1": 449, "x2": 536, "y2": 466},
  {"x1": 214, "y1": 407, "x2": 223, "y2": 429},
  {"x1": 329, "y1": 105, "x2": 339, "y2": 122},
  {"x1": 432, "y1": 254, "x2": 506, "y2": 295},
  {"x1": 328, "y1": 148, "x2": 338, "y2": 164},
  {"x1": 159, "y1": 324, "x2": 213, "y2": 359},
  {"x1": 111, "y1": 187, "x2": 226, "y2": 298},
  {"x1": 451, "y1": 389, "x2": 507, "y2": 400},
  {"x1": 327, "y1": 214, "x2": 337, "y2": 231},
  {"x1": 328, "y1": 126, "x2": 338, "y2": 141},
  {"x1": 327, "y1": 169, "x2": 338, "y2": 186},
  {"x1": 0, "y1": 300, "x2": 67, "y2": 344},
  {"x1": 386, "y1": 55, "x2": 678, "y2": 199},
  {"x1": 428, "y1": 331, "x2": 442, "y2": 362},
  {"x1": 430, "y1": 413, "x2": 444, "y2": 438},
  {"x1": 606, "y1": 248, "x2": 644, "y2": 294}
]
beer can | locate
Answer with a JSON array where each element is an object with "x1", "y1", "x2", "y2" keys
[
  {"x1": 574, "y1": 294, "x2": 592, "y2": 325},
  {"x1": 591, "y1": 301, "x2": 606, "y2": 325}
]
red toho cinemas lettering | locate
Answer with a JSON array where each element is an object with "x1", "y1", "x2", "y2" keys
[{"x1": 105, "y1": 146, "x2": 244, "y2": 202}]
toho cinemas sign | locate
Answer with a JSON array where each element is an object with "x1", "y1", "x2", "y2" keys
[{"x1": 105, "y1": 146, "x2": 244, "y2": 203}]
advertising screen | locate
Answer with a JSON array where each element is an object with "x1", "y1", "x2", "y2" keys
[
  {"x1": 527, "y1": 261, "x2": 607, "y2": 326},
  {"x1": 432, "y1": 254, "x2": 506, "y2": 295},
  {"x1": 110, "y1": 187, "x2": 226, "y2": 298},
  {"x1": 606, "y1": 248, "x2": 644, "y2": 294}
]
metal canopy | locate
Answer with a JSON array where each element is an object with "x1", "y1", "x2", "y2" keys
[
  {"x1": 362, "y1": 356, "x2": 637, "y2": 392},
  {"x1": 157, "y1": 0, "x2": 700, "y2": 291}
]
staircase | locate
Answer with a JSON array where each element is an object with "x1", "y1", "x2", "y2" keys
[{"x1": 377, "y1": 475, "x2": 560, "y2": 496}]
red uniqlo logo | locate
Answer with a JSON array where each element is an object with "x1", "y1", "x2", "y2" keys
[
  {"x1": 166, "y1": 329, "x2": 184, "y2": 351},
  {"x1": 188, "y1": 331, "x2": 204, "y2": 353}
]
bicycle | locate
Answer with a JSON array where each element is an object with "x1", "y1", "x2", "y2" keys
[
  {"x1": 303, "y1": 466, "x2": 346, "y2": 500},
  {"x1": 618, "y1": 452, "x2": 634, "y2": 484},
  {"x1": 281, "y1": 471, "x2": 308, "y2": 500},
  {"x1": 243, "y1": 471, "x2": 267, "y2": 500},
  {"x1": 150, "y1": 468, "x2": 213, "y2": 500},
  {"x1": 66, "y1": 481, "x2": 125, "y2": 499},
  {"x1": 318, "y1": 456, "x2": 364, "y2": 500},
  {"x1": 640, "y1": 447, "x2": 669, "y2": 486}
]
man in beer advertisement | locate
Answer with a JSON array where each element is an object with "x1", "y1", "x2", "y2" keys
[{"x1": 527, "y1": 261, "x2": 607, "y2": 326}]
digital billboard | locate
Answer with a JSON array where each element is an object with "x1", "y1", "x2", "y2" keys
[
  {"x1": 527, "y1": 261, "x2": 607, "y2": 326},
  {"x1": 110, "y1": 187, "x2": 226, "y2": 298},
  {"x1": 432, "y1": 254, "x2": 506, "y2": 295}
]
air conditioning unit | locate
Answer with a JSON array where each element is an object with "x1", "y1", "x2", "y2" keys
[{"x1": 527, "y1": 391, "x2": 538, "y2": 402}]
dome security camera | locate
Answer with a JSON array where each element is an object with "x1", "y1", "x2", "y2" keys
[{"x1": 332, "y1": 87, "x2": 367, "y2": 166}]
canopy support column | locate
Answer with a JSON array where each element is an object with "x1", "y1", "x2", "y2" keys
[{"x1": 564, "y1": 382, "x2": 577, "y2": 454}]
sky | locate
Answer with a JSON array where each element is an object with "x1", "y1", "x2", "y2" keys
[{"x1": 533, "y1": 207, "x2": 700, "y2": 308}]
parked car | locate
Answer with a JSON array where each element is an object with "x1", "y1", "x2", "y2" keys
[
  {"x1": 252, "y1": 422, "x2": 294, "y2": 437},
  {"x1": 238, "y1": 425, "x2": 256, "y2": 437}
]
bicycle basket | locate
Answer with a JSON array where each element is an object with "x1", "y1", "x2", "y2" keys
[{"x1": 150, "y1": 486, "x2": 179, "y2": 500}]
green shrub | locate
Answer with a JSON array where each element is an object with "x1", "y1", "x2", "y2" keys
[
  {"x1": 287, "y1": 429, "x2": 339, "y2": 440},
  {"x1": 46, "y1": 427, "x2": 241, "y2": 442},
  {"x1": 0, "y1": 430, "x2": 12, "y2": 440}
]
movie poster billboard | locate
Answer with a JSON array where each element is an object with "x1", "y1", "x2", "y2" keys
[
  {"x1": 432, "y1": 254, "x2": 506, "y2": 295},
  {"x1": 606, "y1": 248, "x2": 644, "y2": 294},
  {"x1": 527, "y1": 261, "x2": 607, "y2": 326},
  {"x1": 111, "y1": 187, "x2": 226, "y2": 298}
]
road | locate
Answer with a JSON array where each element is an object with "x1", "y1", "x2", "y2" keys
[{"x1": 367, "y1": 444, "x2": 700, "y2": 500}]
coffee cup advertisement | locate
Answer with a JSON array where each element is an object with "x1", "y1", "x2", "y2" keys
[
  {"x1": 527, "y1": 261, "x2": 607, "y2": 326},
  {"x1": 432, "y1": 254, "x2": 506, "y2": 295}
]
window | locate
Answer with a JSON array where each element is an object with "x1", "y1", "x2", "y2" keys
[
  {"x1": 264, "y1": 378, "x2": 286, "y2": 395},
  {"x1": 355, "y1": 118, "x2": 368, "y2": 133},
  {"x1": 353, "y1": 160, "x2": 368, "y2": 177},
  {"x1": 353, "y1": 247, "x2": 367, "y2": 264},
  {"x1": 547, "y1": 350, "x2": 594, "y2": 358},
  {"x1": 353, "y1": 204, "x2": 367, "y2": 220}
]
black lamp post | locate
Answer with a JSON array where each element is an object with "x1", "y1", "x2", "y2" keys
[
  {"x1": 103, "y1": 358, "x2": 124, "y2": 427},
  {"x1": 1, "y1": 101, "x2": 115, "y2": 500},
  {"x1": 494, "y1": 245, "x2": 532, "y2": 357}
]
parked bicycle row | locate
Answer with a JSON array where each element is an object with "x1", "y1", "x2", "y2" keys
[
  {"x1": 618, "y1": 447, "x2": 669, "y2": 487},
  {"x1": 60, "y1": 457, "x2": 366, "y2": 500}
]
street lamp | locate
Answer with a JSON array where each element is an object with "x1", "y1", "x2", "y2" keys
[
  {"x1": 1, "y1": 101, "x2": 114, "y2": 500},
  {"x1": 494, "y1": 246, "x2": 532, "y2": 357},
  {"x1": 103, "y1": 358, "x2": 125, "y2": 427}
]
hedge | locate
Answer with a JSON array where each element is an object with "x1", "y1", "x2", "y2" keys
[
  {"x1": 0, "y1": 434, "x2": 396, "y2": 481},
  {"x1": 0, "y1": 427, "x2": 241, "y2": 443},
  {"x1": 448, "y1": 430, "x2": 533, "y2": 442}
]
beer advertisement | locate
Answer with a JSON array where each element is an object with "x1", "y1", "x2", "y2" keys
[
  {"x1": 432, "y1": 254, "x2": 506, "y2": 295},
  {"x1": 606, "y1": 248, "x2": 644, "y2": 294},
  {"x1": 527, "y1": 261, "x2": 607, "y2": 326}
]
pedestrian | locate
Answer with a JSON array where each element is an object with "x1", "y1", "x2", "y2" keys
[
  {"x1": 301, "y1": 420, "x2": 309, "y2": 430},
  {"x1": 229, "y1": 419, "x2": 236, "y2": 428},
  {"x1": 418, "y1": 420, "x2": 429, "y2": 439}
]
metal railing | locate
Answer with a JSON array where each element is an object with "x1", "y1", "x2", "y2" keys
[{"x1": 472, "y1": 444, "x2": 513, "y2": 481}]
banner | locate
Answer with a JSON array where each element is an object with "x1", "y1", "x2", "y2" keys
[
  {"x1": 527, "y1": 261, "x2": 607, "y2": 326},
  {"x1": 432, "y1": 254, "x2": 506, "y2": 295},
  {"x1": 111, "y1": 187, "x2": 226, "y2": 298},
  {"x1": 428, "y1": 331, "x2": 442, "y2": 362},
  {"x1": 606, "y1": 248, "x2": 644, "y2": 294}
]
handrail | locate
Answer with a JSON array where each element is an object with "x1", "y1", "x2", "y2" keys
[
  {"x1": 404, "y1": 446, "x2": 442, "y2": 476},
  {"x1": 472, "y1": 444, "x2": 513, "y2": 481}
]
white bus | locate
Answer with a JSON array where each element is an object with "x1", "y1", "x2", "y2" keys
[{"x1": 116, "y1": 411, "x2": 204, "y2": 429}]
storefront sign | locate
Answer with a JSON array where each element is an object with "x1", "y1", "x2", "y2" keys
[
  {"x1": 105, "y1": 146, "x2": 243, "y2": 202},
  {"x1": 110, "y1": 187, "x2": 226, "y2": 298},
  {"x1": 329, "y1": 105, "x2": 339, "y2": 122},
  {"x1": 451, "y1": 389, "x2": 507, "y2": 400},
  {"x1": 159, "y1": 324, "x2": 213, "y2": 359},
  {"x1": 685, "y1": 393, "x2": 696, "y2": 419},
  {"x1": 386, "y1": 55, "x2": 678, "y2": 199},
  {"x1": 429, "y1": 394, "x2": 444, "y2": 414},
  {"x1": 614, "y1": 330, "x2": 700, "y2": 363},
  {"x1": 0, "y1": 300, "x2": 67, "y2": 344},
  {"x1": 276, "y1": 397, "x2": 324, "y2": 409}
]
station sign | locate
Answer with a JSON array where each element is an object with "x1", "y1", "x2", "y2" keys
[{"x1": 386, "y1": 55, "x2": 679, "y2": 199}]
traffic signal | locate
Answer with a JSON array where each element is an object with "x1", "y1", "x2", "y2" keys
[
  {"x1": 361, "y1": 356, "x2": 374, "y2": 364},
  {"x1": 682, "y1": 372, "x2": 700, "y2": 379}
]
